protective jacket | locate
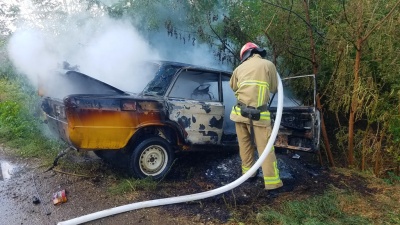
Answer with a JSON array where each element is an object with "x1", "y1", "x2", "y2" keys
[{"x1": 229, "y1": 54, "x2": 278, "y2": 127}]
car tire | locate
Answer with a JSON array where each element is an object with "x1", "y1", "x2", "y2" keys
[{"x1": 130, "y1": 136, "x2": 174, "y2": 180}]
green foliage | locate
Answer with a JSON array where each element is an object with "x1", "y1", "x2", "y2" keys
[
  {"x1": 383, "y1": 172, "x2": 400, "y2": 185},
  {"x1": 257, "y1": 189, "x2": 371, "y2": 225},
  {"x1": 387, "y1": 212, "x2": 400, "y2": 224},
  {"x1": 389, "y1": 116, "x2": 400, "y2": 144},
  {"x1": 0, "y1": 101, "x2": 35, "y2": 138},
  {"x1": 0, "y1": 39, "x2": 15, "y2": 80},
  {"x1": 319, "y1": 0, "x2": 400, "y2": 172},
  {"x1": 0, "y1": 77, "x2": 62, "y2": 158},
  {"x1": 0, "y1": 2, "x2": 20, "y2": 36},
  {"x1": 108, "y1": 177, "x2": 157, "y2": 195}
]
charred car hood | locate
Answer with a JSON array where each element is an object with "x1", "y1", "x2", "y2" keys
[{"x1": 39, "y1": 70, "x2": 128, "y2": 99}]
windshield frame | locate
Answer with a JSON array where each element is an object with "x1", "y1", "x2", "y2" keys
[
  {"x1": 269, "y1": 74, "x2": 317, "y2": 108},
  {"x1": 141, "y1": 64, "x2": 182, "y2": 97}
]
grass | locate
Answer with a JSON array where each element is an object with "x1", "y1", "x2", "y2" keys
[
  {"x1": 383, "y1": 172, "x2": 400, "y2": 185},
  {"x1": 243, "y1": 178, "x2": 400, "y2": 225},
  {"x1": 0, "y1": 76, "x2": 64, "y2": 160},
  {"x1": 108, "y1": 177, "x2": 158, "y2": 195},
  {"x1": 255, "y1": 188, "x2": 371, "y2": 225}
]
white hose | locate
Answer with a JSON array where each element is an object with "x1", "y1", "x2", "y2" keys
[{"x1": 58, "y1": 73, "x2": 284, "y2": 225}]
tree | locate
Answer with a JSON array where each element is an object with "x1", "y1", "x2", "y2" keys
[
  {"x1": 0, "y1": 1, "x2": 20, "y2": 36},
  {"x1": 325, "y1": 0, "x2": 400, "y2": 174}
]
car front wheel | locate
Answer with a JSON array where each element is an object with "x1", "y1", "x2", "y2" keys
[{"x1": 130, "y1": 136, "x2": 174, "y2": 180}]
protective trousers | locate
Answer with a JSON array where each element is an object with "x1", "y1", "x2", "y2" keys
[{"x1": 235, "y1": 122, "x2": 283, "y2": 190}]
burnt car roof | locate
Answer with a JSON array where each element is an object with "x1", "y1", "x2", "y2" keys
[
  {"x1": 140, "y1": 61, "x2": 232, "y2": 97},
  {"x1": 42, "y1": 61, "x2": 232, "y2": 99},
  {"x1": 151, "y1": 60, "x2": 232, "y2": 74}
]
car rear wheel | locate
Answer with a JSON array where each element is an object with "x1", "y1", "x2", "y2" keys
[{"x1": 130, "y1": 136, "x2": 174, "y2": 180}]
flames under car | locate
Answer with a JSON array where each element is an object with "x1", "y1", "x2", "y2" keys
[{"x1": 41, "y1": 61, "x2": 320, "y2": 179}]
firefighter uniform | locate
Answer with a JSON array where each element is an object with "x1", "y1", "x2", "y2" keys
[{"x1": 230, "y1": 53, "x2": 283, "y2": 190}]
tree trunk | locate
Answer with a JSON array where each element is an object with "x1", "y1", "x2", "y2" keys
[
  {"x1": 303, "y1": 0, "x2": 334, "y2": 167},
  {"x1": 373, "y1": 131, "x2": 384, "y2": 177},
  {"x1": 348, "y1": 38, "x2": 362, "y2": 166},
  {"x1": 317, "y1": 95, "x2": 335, "y2": 167}
]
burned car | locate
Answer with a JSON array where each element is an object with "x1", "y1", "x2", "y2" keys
[{"x1": 40, "y1": 61, "x2": 320, "y2": 179}]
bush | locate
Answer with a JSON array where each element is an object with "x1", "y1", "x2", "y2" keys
[{"x1": 0, "y1": 76, "x2": 63, "y2": 158}]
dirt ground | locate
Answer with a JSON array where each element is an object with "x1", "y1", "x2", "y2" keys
[{"x1": 0, "y1": 143, "x2": 378, "y2": 225}]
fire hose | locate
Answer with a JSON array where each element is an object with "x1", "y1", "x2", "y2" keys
[{"x1": 57, "y1": 73, "x2": 284, "y2": 225}]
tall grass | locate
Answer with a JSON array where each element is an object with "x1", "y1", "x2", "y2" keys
[
  {"x1": 0, "y1": 74, "x2": 64, "y2": 159},
  {"x1": 256, "y1": 188, "x2": 373, "y2": 225}
]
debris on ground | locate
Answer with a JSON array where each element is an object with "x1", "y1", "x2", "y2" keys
[
  {"x1": 53, "y1": 190, "x2": 67, "y2": 205},
  {"x1": 32, "y1": 196, "x2": 41, "y2": 204}
]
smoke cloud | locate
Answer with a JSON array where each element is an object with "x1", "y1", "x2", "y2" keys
[
  {"x1": 67, "y1": 18, "x2": 159, "y2": 92},
  {"x1": 8, "y1": 15, "x2": 160, "y2": 95},
  {"x1": 7, "y1": 29, "x2": 59, "y2": 88},
  {"x1": 6, "y1": 1, "x2": 231, "y2": 97}
]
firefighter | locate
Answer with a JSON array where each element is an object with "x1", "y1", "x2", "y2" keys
[{"x1": 230, "y1": 42, "x2": 283, "y2": 190}]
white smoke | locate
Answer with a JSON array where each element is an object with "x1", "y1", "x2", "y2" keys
[
  {"x1": 6, "y1": 1, "x2": 231, "y2": 97},
  {"x1": 67, "y1": 18, "x2": 159, "y2": 92},
  {"x1": 7, "y1": 14, "x2": 159, "y2": 95},
  {"x1": 7, "y1": 29, "x2": 59, "y2": 88}
]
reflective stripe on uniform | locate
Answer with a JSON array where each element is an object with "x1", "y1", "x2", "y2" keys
[
  {"x1": 238, "y1": 80, "x2": 269, "y2": 88},
  {"x1": 242, "y1": 165, "x2": 257, "y2": 178},
  {"x1": 238, "y1": 80, "x2": 269, "y2": 107},
  {"x1": 231, "y1": 105, "x2": 270, "y2": 120},
  {"x1": 264, "y1": 161, "x2": 281, "y2": 185},
  {"x1": 258, "y1": 86, "x2": 266, "y2": 107},
  {"x1": 242, "y1": 165, "x2": 251, "y2": 174}
]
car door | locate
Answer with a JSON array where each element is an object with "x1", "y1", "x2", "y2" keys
[
  {"x1": 166, "y1": 69, "x2": 225, "y2": 145},
  {"x1": 269, "y1": 74, "x2": 321, "y2": 152}
]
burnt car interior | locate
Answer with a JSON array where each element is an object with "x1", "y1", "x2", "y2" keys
[
  {"x1": 191, "y1": 84, "x2": 213, "y2": 101},
  {"x1": 168, "y1": 70, "x2": 219, "y2": 102}
]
